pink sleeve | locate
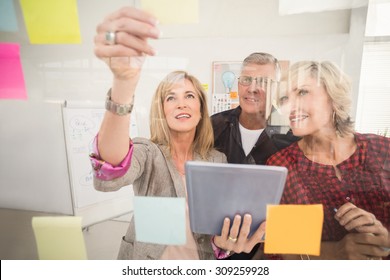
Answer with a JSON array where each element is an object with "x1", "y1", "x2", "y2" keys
[
  {"x1": 211, "y1": 236, "x2": 232, "y2": 259},
  {"x1": 89, "y1": 135, "x2": 134, "y2": 181}
]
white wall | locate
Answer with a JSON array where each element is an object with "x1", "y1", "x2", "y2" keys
[{"x1": 0, "y1": 0, "x2": 367, "y2": 213}]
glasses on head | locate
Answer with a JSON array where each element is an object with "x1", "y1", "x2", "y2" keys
[{"x1": 238, "y1": 76, "x2": 273, "y2": 87}]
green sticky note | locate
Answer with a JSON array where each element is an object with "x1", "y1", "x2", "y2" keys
[{"x1": 134, "y1": 196, "x2": 186, "y2": 245}]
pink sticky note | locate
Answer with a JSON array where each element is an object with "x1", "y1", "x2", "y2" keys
[{"x1": 0, "y1": 43, "x2": 27, "y2": 100}]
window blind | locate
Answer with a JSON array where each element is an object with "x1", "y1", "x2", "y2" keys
[{"x1": 355, "y1": 41, "x2": 390, "y2": 136}]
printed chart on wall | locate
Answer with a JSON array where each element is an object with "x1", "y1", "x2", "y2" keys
[
  {"x1": 212, "y1": 61, "x2": 241, "y2": 115},
  {"x1": 62, "y1": 101, "x2": 136, "y2": 226}
]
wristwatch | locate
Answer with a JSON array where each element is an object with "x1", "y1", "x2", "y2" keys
[{"x1": 105, "y1": 89, "x2": 134, "y2": 116}]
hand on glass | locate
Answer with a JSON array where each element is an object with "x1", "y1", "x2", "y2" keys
[{"x1": 94, "y1": 7, "x2": 160, "y2": 79}]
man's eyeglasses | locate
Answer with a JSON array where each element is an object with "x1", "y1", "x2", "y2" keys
[{"x1": 238, "y1": 76, "x2": 273, "y2": 87}]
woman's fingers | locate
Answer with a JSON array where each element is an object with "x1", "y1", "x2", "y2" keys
[
  {"x1": 219, "y1": 217, "x2": 231, "y2": 240},
  {"x1": 215, "y1": 214, "x2": 266, "y2": 254},
  {"x1": 95, "y1": 7, "x2": 160, "y2": 58},
  {"x1": 353, "y1": 233, "x2": 390, "y2": 259},
  {"x1": 97, "y1": 17, "x2": 160, "y2": 41},
  {"x1": 228, "y1": 215, "x2": 242, "y2": 241},
  {"x1": 334, "y1": 202, "x2": 356, "y2": 220},
  {"x1": 335, "y1": 202, "x2": 378, "y2": 231},
  {"x1": 234, "y1": 214, "x2": 251, "y2": 252},
  {"x1": 94, "y1": 32, "x2": 154, "y2": 57},
  {"x1": 251, "y1": 221, "x2": 266, "y2": 243},
  {"x1": 237, "y1": 214, "x2": 251, "y2": 241},
  {"x1": 104, "y1": 6, "x2": 158, "y2": 26},
  {"x1": 94, "y1": 6, "x2": 161, "y2": 79},
  {"x1": 343, "y1": 212, "x2": 376, "y2": 231}
]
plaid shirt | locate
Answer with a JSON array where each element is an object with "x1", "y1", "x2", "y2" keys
[{"x1": 267, "y1": 133, "x2": 390, "y2": 257}]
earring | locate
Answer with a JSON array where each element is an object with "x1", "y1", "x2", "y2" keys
[{"x1": 333, "y1": 111, "x2": 340, "y2": 133}]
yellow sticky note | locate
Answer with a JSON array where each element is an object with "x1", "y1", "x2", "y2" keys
[
  {"x1": 20, "y1": 0, "x2": 81, "y2": 44},
  {"x1": 264, "y1": 204, "x2": 324, "y2": 256},
  {"x1": 141, "y1": 0, "x2": 199, "y2": 24},
  {"x1": 32, "y1": 216, "x2": 87, "y2": 260}
]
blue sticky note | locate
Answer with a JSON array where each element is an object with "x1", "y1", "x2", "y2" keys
[
  {"x1": 134, "y1": 196, "x2": 186, "y2": 245},
  {"x1": 0, "y1": 0, "x2": 18, "y2": 32}
]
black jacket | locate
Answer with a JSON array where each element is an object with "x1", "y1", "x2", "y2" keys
[{"x1": 212, "y1": 106, "x2": 299, "y2": 165}]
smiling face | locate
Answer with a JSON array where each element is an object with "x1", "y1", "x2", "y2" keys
[
  {"x1": 163, "y1": 78, "x2": 202, "y2": 135},
  {"x1": 238, "y1": 63, "x2": 277, "y2": 117},
  {"x1": 279, "y1": 75, "x2": 334, "y2": 137}
]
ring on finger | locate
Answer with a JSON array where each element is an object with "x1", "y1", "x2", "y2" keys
[
  {"x1": 105, "y1": 31, "x2": 117, "y2": 45},
  {"x1": 228, "y1": 236, "x2": 237, "y2": 242}
]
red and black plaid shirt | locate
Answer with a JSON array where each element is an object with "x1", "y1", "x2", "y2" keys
[{"x1": 267, "y1": 133, "x2": 390, "y2": 255}]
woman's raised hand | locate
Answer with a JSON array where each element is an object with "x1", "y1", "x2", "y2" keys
[{"x1": 94, "y1": 7, "x2": 160, "y2": 80}]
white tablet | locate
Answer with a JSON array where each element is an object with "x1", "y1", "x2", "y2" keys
[{"x1": 185, "y1": 161, "x2": 287, "y2": 236}]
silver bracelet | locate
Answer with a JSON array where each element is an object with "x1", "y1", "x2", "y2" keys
[{"x1": 105, "y1": 89, "x2": 134, "y2": 116}]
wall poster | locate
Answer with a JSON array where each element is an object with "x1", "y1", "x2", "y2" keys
[{"x1": 211, "y1": 61, "x2": 241, "y2": 114}]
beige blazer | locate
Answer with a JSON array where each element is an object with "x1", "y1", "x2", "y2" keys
[{"x1": 94, "y1": 137, "x2": 227, "y2": 260}]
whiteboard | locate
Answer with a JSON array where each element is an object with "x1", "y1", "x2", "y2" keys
[{"x1": 62, "y1": 101, "x2": 137, "y2": 227}]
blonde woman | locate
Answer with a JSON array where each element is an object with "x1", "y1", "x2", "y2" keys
[
  {"x1": 267, "y1": 61, "x2": 390, "y2": 260},
  {"x1": 90, "y1": 7, "x2": 265, "y2": 260}
]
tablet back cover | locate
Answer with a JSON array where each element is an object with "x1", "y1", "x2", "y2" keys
[{"x1": 185, "y1": 161, "x2": 287, "y2": 236}]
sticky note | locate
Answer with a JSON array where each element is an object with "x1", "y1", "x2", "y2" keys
[
  {"x1": 134, "y1": 196, "x2": 186, "y2": 245},
  {"x1": 264, "y1": 204, "x2": 324, "y2": 256},
  {"x1": 0, "y1": 0, "x2": 18, "y2": 32},
  {"x1": 0, "y1": 43, "x2": 27, "y2": 100},
  {"x1": 141, "y1": 0, "x2": 199, "y2": 24},
  {"x1": 230, "y1": 91, "x2": 238, "y2": 99},
  {"x1": 20, "y1": 0, "x2": 81, "y2": 44},
  {"x1": 32, "y1": 216, "x2": 87, "y2": 260}
]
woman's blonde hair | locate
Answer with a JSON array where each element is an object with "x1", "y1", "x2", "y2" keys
[
  {"x1": 288, "y1": 61, "x2": 354, "y2": 136},
  {"x1": 149, "y1": 70, "x2": 214, "y2": 158}
]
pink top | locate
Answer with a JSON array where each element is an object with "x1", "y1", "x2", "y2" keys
[{"x1": 89, "y1": 135, "x2": 134, "y2": 181}]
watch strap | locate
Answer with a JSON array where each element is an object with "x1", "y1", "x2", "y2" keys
[{"x1": 105, "y1": 89, "x2": 134, "y2": 116}]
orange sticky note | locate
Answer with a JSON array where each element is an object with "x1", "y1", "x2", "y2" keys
[
  {"x1": 230, "y1": 91, "x2": 238, "y2": 99},
  {"x1": 264, "y1": 204, "x2": 323, "y2": 256}
]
